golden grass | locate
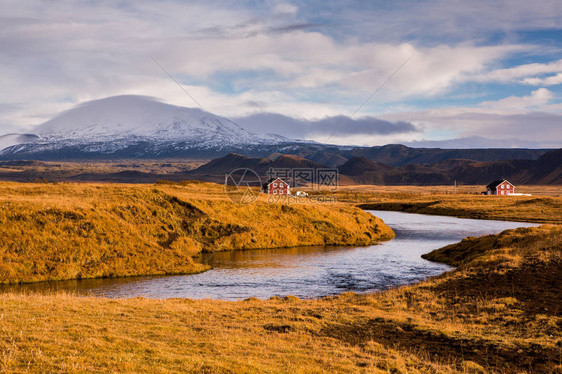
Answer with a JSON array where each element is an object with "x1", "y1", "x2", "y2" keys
[
  {"x1": 1, "y1": 225, "x2": 561, "y2": 373},
  {"x1": 0, "y1": 159, "x2": 207, "y2": 175},
  {"x1": 1, "y1": 180, "x2": 560, "y2": 372},
  {"x1": 325, "y1": 186, "x2": 562, "y2": 224},
  {"x1": 337, "y1": 184, "x2": 562, "y2": 197},
  {"x1": 0, "y1": 182, "x2": 393, "y2": 284}
]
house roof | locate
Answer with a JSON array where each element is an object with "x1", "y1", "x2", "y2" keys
[{"x1": 486, "y1": 179, "x2": 514, "y2": 189}]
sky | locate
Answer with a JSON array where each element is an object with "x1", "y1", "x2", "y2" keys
[{"x1": 1, "y1": 0, "x2": 562, "y2": 148}]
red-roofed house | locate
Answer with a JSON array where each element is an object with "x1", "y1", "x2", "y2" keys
[
  {"x1": 263, "y1": 178, "x2": 290, "y2": 195},
  {"x1": 485, "y1": 179, "x2": 515, "y2": 195}
]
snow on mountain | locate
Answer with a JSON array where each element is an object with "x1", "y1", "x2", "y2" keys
[
  {"x1": 0, "y1": 95, "x2": 293, "y2": 158},
  {"x1": 35, "y1": 95, "x2": 287, "y2": 145},
  {"x1": 0, "y1": 133, "x2": 40, "y2": 151}
]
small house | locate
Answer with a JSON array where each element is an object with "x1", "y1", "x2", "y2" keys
[
  {"x1": 484, "y1": 179, "x2": 515, "y2": 195},
  {"x1": 263, "y1": 178, "x2": 290, "y2": 195}
]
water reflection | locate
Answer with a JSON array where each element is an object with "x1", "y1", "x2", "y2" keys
[{"x1": 0, "y1": 211, "x2": 538, "y2": 300}]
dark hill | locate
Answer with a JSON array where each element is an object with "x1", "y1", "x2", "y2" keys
[
  {"x1": 189, "y1": 153, "x2": 325, "y2": 183},
  {"x1": 338, "y1": 157, "x2": 392, "y2": 184},
  {"x1": 337, "y1": 148, "x2": 561, "y2": 185},
  {"x1": 344, "y1": 144, "x2": 551, "y2": 167},
  {"x1": 529, "y1": 148, "x2": 562, "y2": 184},
  {"x1": 338, "y1": 157, "x2": 392, "y2": 176},
  {"x1": 188, "y1": 148, "x2": 560, "y2": 186}
]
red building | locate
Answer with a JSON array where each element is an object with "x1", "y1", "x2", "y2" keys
[
  {"x1": 263, "y1": 178, "x2": 290, "y2": 195},
  {"x1": 485, "y1": 179, "x2": 515, "y2": 195}
]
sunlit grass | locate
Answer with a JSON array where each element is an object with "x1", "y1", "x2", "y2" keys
[
  {"x1": 329, "y1": 187, "x2": 562, "y2": 223},
  {"x1": 0, "y1": 225, "x2": 560, "y2": 373},
  {"x1": 0, "y1": 182, "x2": 393, "y2": 283}
]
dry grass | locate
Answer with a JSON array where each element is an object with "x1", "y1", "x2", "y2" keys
[
  {"x1": 0, "y1": 182, "x2": 393, "y2": 284},
  {"x1": 1, "y1": 181, "x2": 561, "y2": 372},
  {"x1": 324, "y1": 186, "x2": 562, "y2": 224},
  {"x1": 0, "y1": 226, "x2": 561, "y2": 373},
  {"x1": 0, "y1": 159, "x2": 207, "y2": 175},
  {"x1": 337, "y1": 184, "x2": 562, "y2": 197}
]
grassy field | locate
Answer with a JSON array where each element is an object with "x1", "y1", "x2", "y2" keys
[
  {"x1": 0, "y1": 181, "x2": 393, "y2": 284},
  {"x1": 0, "y1": 225, "x2": 560, "y2": 373},
  {"x1": 0, "y1": 159, "x2": 207, "y2": 182},
  {"x1": 337, "y1": 184, "x2": 562, "y2": 197},
  {"x1": 327, "y1": 185, "x2": 562, "y2": 224},
  {"x1": 1, "y1": 181, "x2": 561, "y2": 372}
]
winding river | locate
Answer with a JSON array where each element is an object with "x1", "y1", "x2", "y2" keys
[{"x1": 2, "y1": 211, "x2": 538, "y2": 300}]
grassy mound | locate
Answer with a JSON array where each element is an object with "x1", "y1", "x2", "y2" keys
[
  {"x1": 0, "y1": 182, "x2": 393, "y2": 283},
  {"x1": 344, "y1": 191, "x2": 562, "y2": 223},
  {"x1": 423, "y1": 225, "x2": 562, "y2": 315}
]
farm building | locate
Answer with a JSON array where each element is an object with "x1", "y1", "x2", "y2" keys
[
  {"x1": 263, "y1": 178, "x2": 290, "y2": 195},
  {"x1": 484, "y1": 179, "x2": 515, "y2": 195}
]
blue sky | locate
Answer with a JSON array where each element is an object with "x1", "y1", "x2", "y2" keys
[{"x1": 0, "y1": 0, "x2": 561, "y2": 147}]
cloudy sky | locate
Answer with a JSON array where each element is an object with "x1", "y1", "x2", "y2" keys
[{"x1": 1, "y1": 0, "x2": 561, "y2": 147}]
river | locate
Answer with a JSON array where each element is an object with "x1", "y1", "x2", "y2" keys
[{"x1": 1, "y1": 211, "x2": 538, "y2": 300}]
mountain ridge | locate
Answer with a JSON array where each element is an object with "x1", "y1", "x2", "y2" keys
[
  {"x1": 189, "y1": 149, "x2": 561, "y2": 185},
  {"x1": 0, "y1": 95, "x2": 296, "y2": 159}
]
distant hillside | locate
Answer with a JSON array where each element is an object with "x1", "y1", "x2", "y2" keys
[
  {"x1": 188, "y1": 153, "x2": 324, "y2": 183},
  {"x1": 337, "y1": 157, "x2": 391, "y2": 184},
  {"x1": 187, "y1": 148, "x2": 560, "y2": 186},
  {"x1": 338, "y1": 148, "x2": 562, "y2": 185},
  {"x1": 271, "y1": 144, "x2": 552, "y2": 168},
  {"x1": 342, "y1": 144, "x2": 551, "y2": 167}
]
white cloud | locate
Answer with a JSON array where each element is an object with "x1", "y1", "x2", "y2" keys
[
  {"x1": 522, "y1": 73, "x2": 562, "y2": 86},
  {"x1": 273, "y1": 3, "x2": 298, "y2": 16},
  {"x1": 470, "y1": 59, "x2": 562, "y2": 85},
  {"x1": 479, "y1": 88, "x2": 554, "y2": 110},
  {"x1": 0, "y1": 0, "x2": 521, "y2": 133},
  {"x1": 0, "y1": 0, "x2": 561, "y2": 149},
  {"x1": 380, "y1": 90, "x2": 562, "y2": 147}
]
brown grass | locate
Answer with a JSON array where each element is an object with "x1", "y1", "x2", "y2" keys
[
  {"x1": 1, "y1": 181, "x2": 561, "y2": 372},
  {"x1": 323, "y1": 186, "x2": 562, "y2": 224},
  {"x1": 338, "y1": 184, "x2": 562, "y2": 197},
  {"x1": 0, "y1": 182, "x2": 393, "y2": 284},
  {"x1": 0, "y1": 225, "x2": 561, "y2": 373}
]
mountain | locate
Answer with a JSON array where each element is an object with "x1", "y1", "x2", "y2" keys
[
  {"x1": 0, "y1": 95, "x2": 296, "y2": 159},
  {"x1": 189, "y1": 153, "x2": 324, "y2": 183},
  {"x1": 337, "y1": 157, "x2": 390, "y2": 184},
  {"x1": 0, "y1": 95, "x2": 555, "y2": 187},
  {"x1": 343, "y1": 144, "x2": 551, "y2": 167},
  {"x1": 0, "y1": 133, "x2": 40, "y2": 151},
  {"x1": 337, "y1": 148, "x2": 562, "y2": 185},
  {"x1": 265, "y1": 144, "x2": 551, "y2": 168},
  {"x1": 529, "y1": 148, "x2": 562, "y2": 184}
]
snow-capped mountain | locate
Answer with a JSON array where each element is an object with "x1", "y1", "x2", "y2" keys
[
  {"x1": 0, "y1": 95, "x2": 294, "y2": 159},
  {"x1": 0, "y1": 133, "x2": 40, "y2": 151}
]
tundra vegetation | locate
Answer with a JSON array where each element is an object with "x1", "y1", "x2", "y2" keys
[
  {"x1": 0, "y1": 225, "x2": 560, "y2": 373},
  {"x1": 333, "y1": 185, "x2": 562, "y2": 224},
  {"x1": 0, "y1": 181, "x2": 393, "y2": 283},
  {"x1": 0, "y1": 181, "x2": 560, "y2": 373}
]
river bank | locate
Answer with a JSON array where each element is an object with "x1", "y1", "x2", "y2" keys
[
  {"x1": 329, "y1": 187, "x2": 562, "y2": 224},
  {"x1": 1, "y1": 224, "x2": 560, "y2": 373},
  {"x1": 0, "y1": 182, "x2": 393, "y2": 284}
]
